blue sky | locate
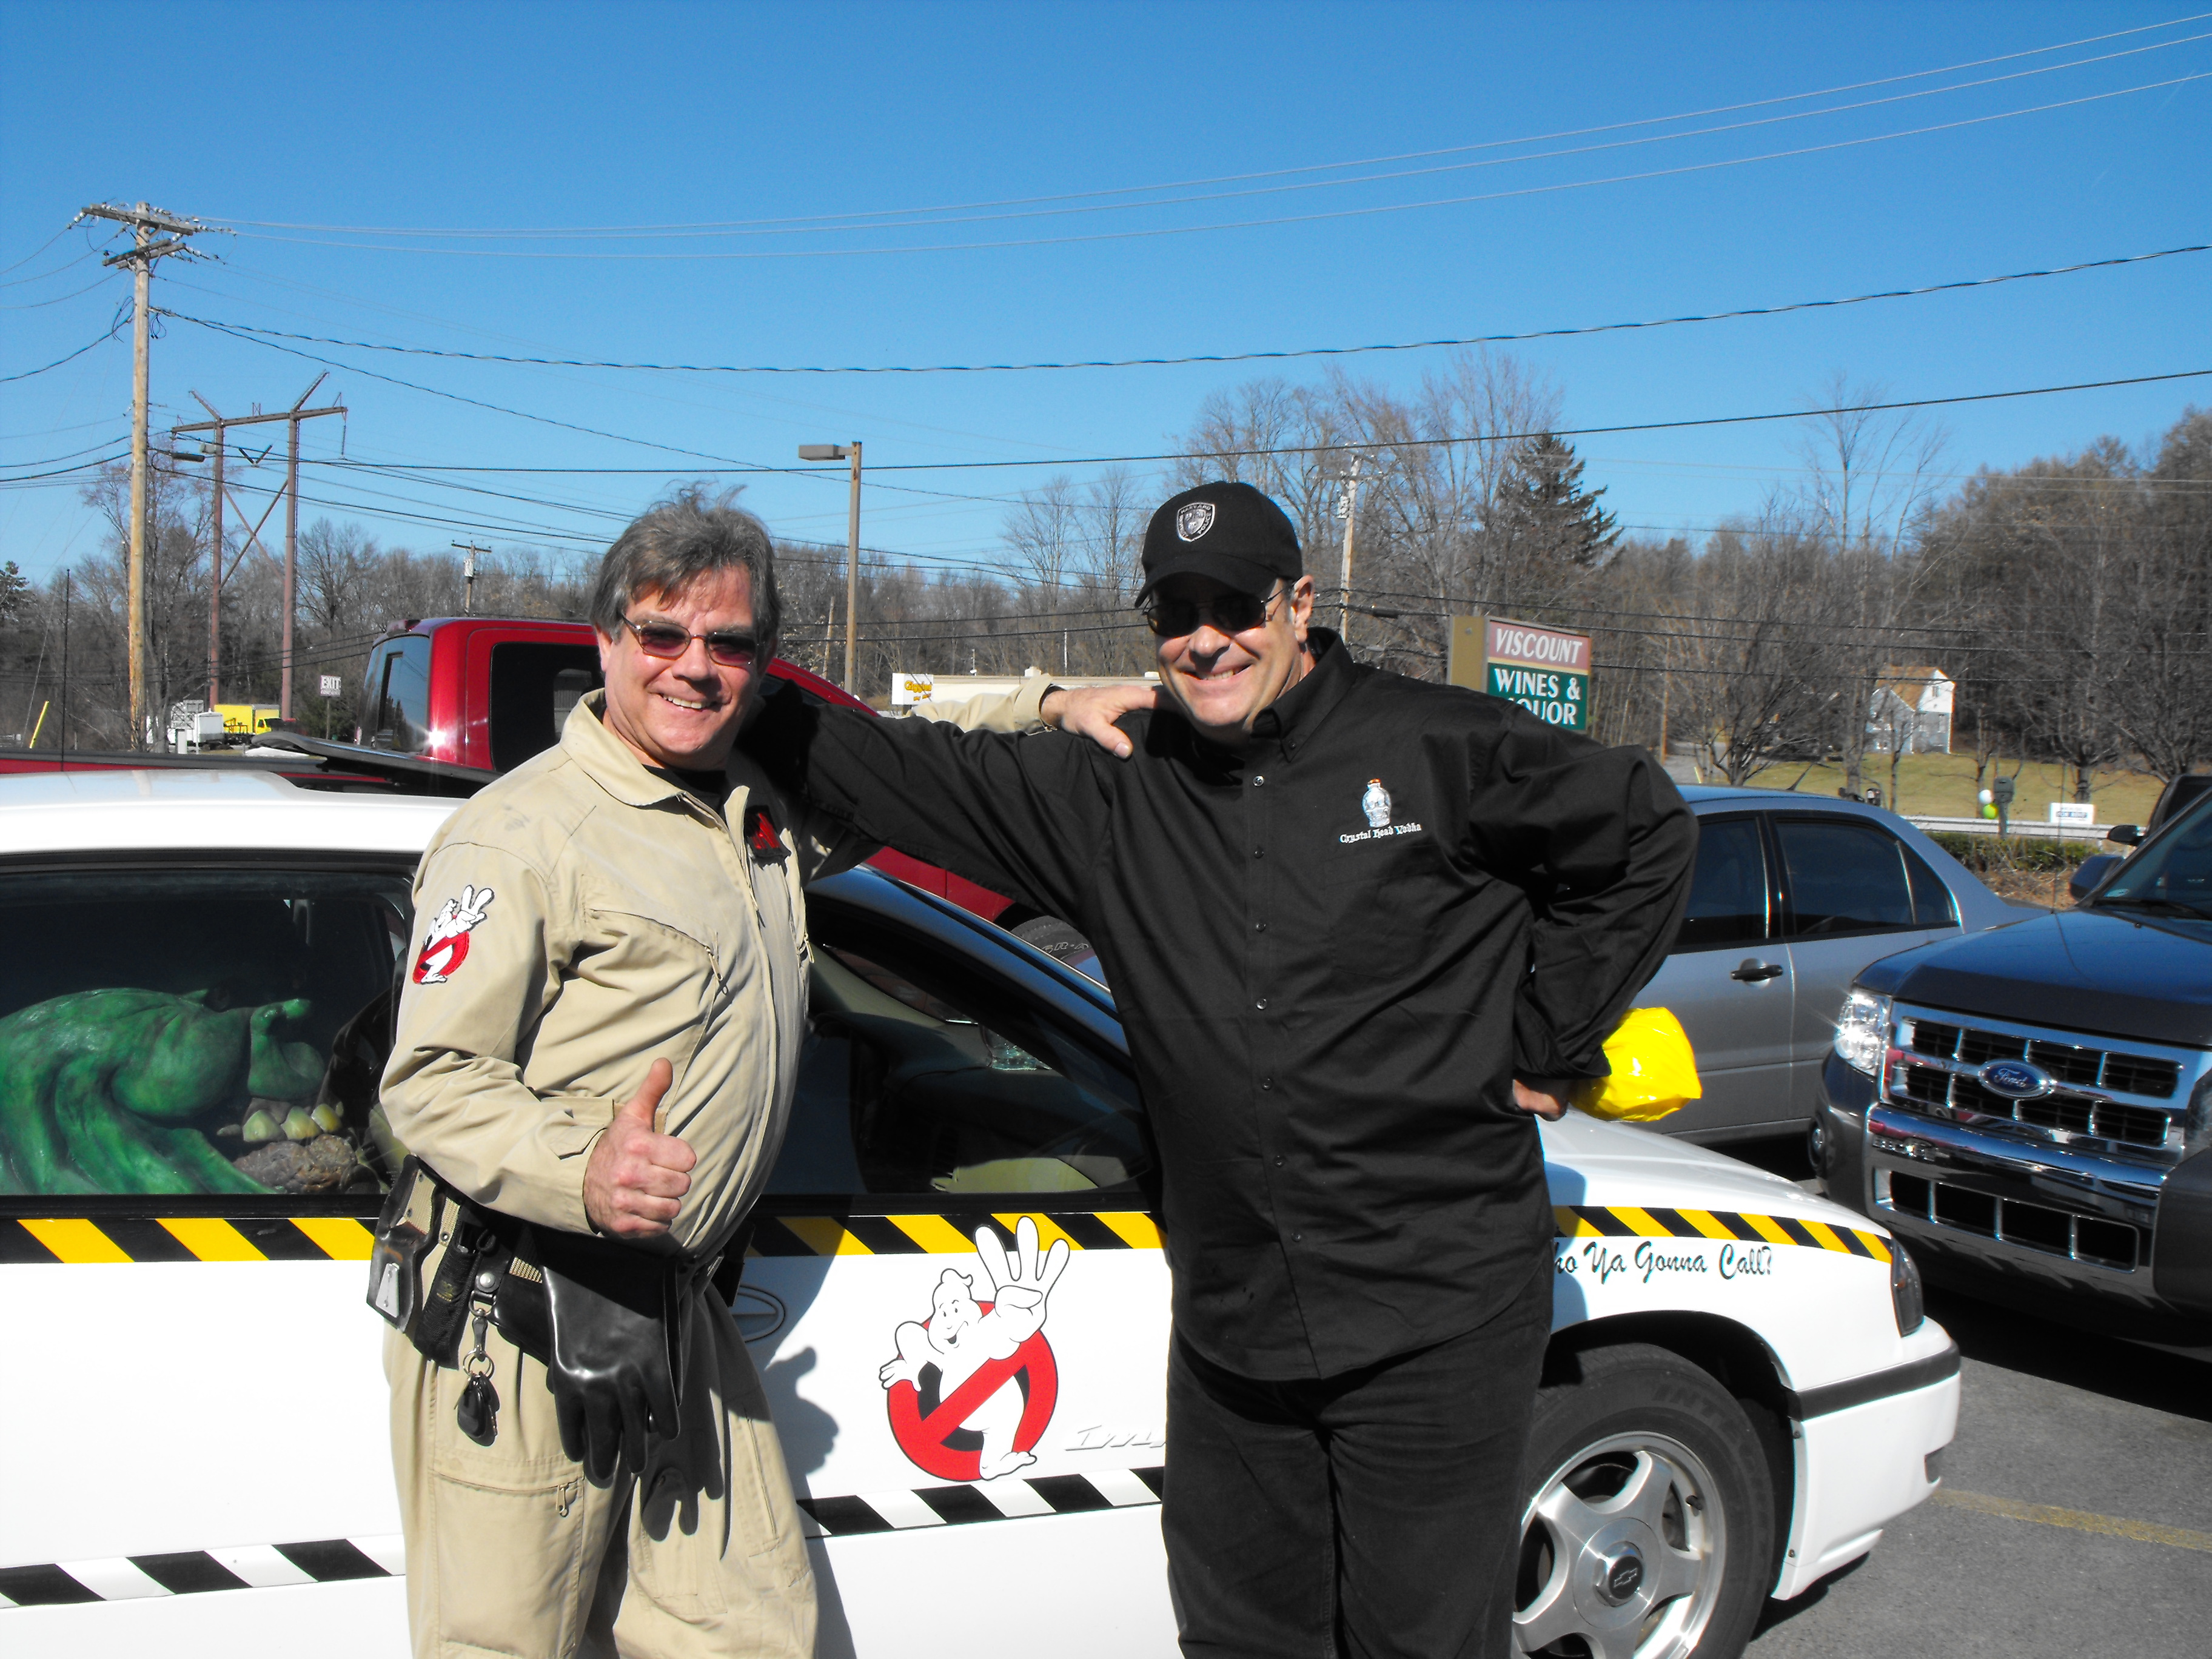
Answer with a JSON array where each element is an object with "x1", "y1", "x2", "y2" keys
[{"x1": 3, "y1": 1, "x2": 2208, "y2": 585}]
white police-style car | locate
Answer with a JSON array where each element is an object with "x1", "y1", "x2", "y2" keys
[{"x1": 0, "y1": 773, "x2": 1957, "y2": 1659}]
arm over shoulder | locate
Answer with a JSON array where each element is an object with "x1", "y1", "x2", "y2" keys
[{"x1": 742, "y1": 680, "x2": 1115, "y2": 923}]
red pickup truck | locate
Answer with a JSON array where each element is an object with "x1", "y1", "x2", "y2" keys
[{"x1": 0, "y1": 614, "x2": 1017, "y2": 925}]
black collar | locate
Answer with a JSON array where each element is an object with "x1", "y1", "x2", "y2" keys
[{"x1": 1246, "y1": 628, "x2": 1357, "y2": 761}]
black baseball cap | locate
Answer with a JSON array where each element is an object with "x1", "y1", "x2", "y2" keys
[{"x1": 1136, "y1": 481, "x2": 1303, "y2": 605}]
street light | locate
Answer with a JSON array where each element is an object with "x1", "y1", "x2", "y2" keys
[{"x1": 799, "y1": 441, "x2": 862, "y2": 691}]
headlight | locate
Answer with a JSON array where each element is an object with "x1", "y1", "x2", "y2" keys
[
  {"x1": 1832, "y1": 987, "x2": 1893, "y2": 1077},
  {"x1": 2186, "y1": 1073, "x2": 2212, "y2": 1156},
  {"x1": 1890, "y1": 1239, "x2": 1926, "y2": 1336}
]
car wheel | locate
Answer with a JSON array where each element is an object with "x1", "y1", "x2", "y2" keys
[{"x1": 1513, "y1": 1342, "x2": 1775, "y2": 1659}]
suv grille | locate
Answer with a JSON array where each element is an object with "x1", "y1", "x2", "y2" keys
[
  {"x1": 1908, "y1": 1021, "x2": 2180, "y2": 1098},
  {"x1": 1884, "y1": 1172, "x2": 2140, "y2": 1270},
  {"x1": 1891, "y1": 1015, "x2": 2193, "y2": 1152}
]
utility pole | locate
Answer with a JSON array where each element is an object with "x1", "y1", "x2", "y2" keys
[
  {"x1": 79, "y1": 201, "x2": 215, "y2": 747},
  {"x1": 59, "y1": 572, "x2": 71, "y2": 763},
  {"x1": 1335, "y1": 455, "x2": 1365, "y2": 640},
  {"x1": 188, "y1": 394, "x2": 227, "y2": 702},
  {"x1": 799, "y1": 441, "x2": 864, "y2": 691},
  {"x1": 172, "y1": 375, "x2": 343, "y2": 721},
  {"x1": 453, "y1": 543, "x2": 489, "y2": 614}
]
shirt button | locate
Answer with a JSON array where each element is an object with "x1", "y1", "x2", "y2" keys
[
  {"x1": 1253, "y1": 846, "x2": 1264, "y2": 858},
  {"x1": 1256, "y1": 997, "x2": 1269, "y2": 1011},
  {"x1": 1293, "y1": 1232, "x2": 1304, "y2": 1242},
  {"x1": 1253, "y1": 775, "x2": 1265, "y2": 786},
  {"x1": 1253, "y1": 920, "x2": 1267, "y2": 933},
  {"x1": 1261, "y1": 1075, "x2": 1274, "y2": 1090},
  {"x1": 1273, "y1": 1154, "x2": 1285, "y2": 1167}
]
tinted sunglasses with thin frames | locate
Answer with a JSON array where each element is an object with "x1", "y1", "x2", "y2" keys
[
  {"x1": 622, "y1": 615, "x2": 763, "y2": 668},
  {"x1": 1145, "y1": 585, "x2": 1289, "y2": 640}
]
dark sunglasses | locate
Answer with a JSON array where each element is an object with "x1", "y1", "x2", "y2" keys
[
  {"x1": 622, "y1": 615, "x2": 763, "y2": 668},
  {"x1": 1144, "y1": 586, "x2": 1287, "y2": 640}
]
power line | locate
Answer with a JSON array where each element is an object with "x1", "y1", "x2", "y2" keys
[
  {"x1": 210, "y1": 36, "x2": 2209, "y2": 252},
  {"x1": 212, "y1": 73, "x2": 2212, "y2": 262},
  {"x1": 205, "y1": 14, "x2": 2210, "y2": 241},
  {"x1": 0, "y1": 326, "x2": 121, "y2": 384},
  {"x1": 151, "y1": 243, "x2": 2210, "y2": 376}
]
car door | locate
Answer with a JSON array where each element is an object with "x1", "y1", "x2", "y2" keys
[
  {"x1": 742, "y1": 879, "x2": 1178, "y2": 1659},
  {"x1": 1771, "y1": 813, "x2": 1961, "y2": 1118},
  {"x1": 0, "y1": 857, "x2": 414, "y2": 1654},
  {"x1": 1637, "y1": 813, "x2": 1798, "y2": 1139}
]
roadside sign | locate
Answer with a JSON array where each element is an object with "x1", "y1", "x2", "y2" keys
[
  {"x1": 891, "y1": 671, "x2": 936, "y2": 708},
  {"x1": 318, "y1": 675, "x2": 343, "y2": 699},
  {"x1": 1449, "y1": 615, "x2": 1592, "y2": 732},
  {"x1": 2049, "y1": 802, "x2": 2096, "y2": 826}
]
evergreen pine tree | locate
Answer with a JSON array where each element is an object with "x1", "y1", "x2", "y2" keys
[{"x1": 1496, "y1": 434, "x2": 1620, "y2": 568}]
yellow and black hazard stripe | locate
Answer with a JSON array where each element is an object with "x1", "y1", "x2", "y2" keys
[
  {"x1": 0, "y1": 1205, "x2": 1883, "y2": 1265},
  {"x1": 1554, "y1": 1204, "x2": 1891, "y2": 1263},
  {"x1": 0, "y1": 1215, "x2": 375, "y2": 1265},
  {"x1": 748, "y1": 1210, "x2": 1162, "y2": 1258}
]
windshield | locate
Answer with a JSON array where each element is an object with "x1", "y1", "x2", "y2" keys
[{"x1": 2094, "y1": 792, "x2": 2212, "y2": 917}]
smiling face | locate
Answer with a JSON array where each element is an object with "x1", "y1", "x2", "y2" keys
[
  {"x1": 1153, "y1": 572, "x2": 1318, "y2": 745},
  {"x1": 595, "y1": 566, "x2": 764, "y2": 773}
]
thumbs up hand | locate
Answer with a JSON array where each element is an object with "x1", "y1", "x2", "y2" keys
[{"x1": 583, "y1": 1059, "x2": 696, "y2": 1239}]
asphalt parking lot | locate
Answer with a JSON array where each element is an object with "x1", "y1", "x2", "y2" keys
[{"x1": 1741, "y1": 1255, "x2": 2212, "y2": 1655}]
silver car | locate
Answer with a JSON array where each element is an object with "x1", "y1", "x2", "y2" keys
[{"x1": 1644, "y1": 788, "x2": 2025, "y2": 1145}]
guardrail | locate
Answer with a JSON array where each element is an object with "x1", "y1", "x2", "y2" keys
[{"x1": 1906, "y1": 815, "x2": 2120, "y2": 845}]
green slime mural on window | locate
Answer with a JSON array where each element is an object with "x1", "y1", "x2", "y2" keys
[{"x1": 0, "y1": 988, "x2": 326, "y2": 1195}]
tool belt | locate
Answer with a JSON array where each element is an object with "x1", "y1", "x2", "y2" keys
[{"x1": 367, "y1": 1155, "x2": 720, "y2": 1479}]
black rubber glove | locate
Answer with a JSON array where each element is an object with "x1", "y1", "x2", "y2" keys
[{"x1": 534, "y1": 1228, "x2": 686, "y2": 1484}]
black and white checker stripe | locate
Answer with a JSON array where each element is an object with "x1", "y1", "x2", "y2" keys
[
  {"x1": 796, "y1": 1465, "x2": 1164, "y2": 1537},
  {"x1": 0, "y1": 1536, "x2": 403, "y2": 1609}
]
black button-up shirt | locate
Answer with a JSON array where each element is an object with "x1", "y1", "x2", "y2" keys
[{"x1": 745, "y1": 635, "x2": 1695, "y2": 1378}]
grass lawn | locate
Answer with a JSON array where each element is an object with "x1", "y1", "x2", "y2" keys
[{"x1": 1721, "y1": 752, "x2": 2167, "y2": 828}]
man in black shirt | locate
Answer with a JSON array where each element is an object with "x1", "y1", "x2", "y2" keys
[{"x1": 742, "y1": 481, "x2": 1695, "y2": 1658}]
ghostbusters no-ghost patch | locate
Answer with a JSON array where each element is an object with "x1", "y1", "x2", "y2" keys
[{"x1": 413, "y1": 885, "x2": 494, "y2": 984}]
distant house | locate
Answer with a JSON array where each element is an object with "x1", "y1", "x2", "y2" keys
[{"x1": 1868, "y1": 666, "x2": 1954, "y2": 755}]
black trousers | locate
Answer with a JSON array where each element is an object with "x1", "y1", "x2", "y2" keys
[{"x1": 1162, "y1": 1259, "x2": 1551, "y2": 1659}]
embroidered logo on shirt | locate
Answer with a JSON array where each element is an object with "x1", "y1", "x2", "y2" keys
[
  {"x1": 1174, "y1": 501, "x2": 1216, "y2": 541},
  {"x1": 1339, "y1": 779, "x2": 1423, "y2": 846},
  {"x1": 1360, "y1": 778, "x2": 1393, "y2": 828},
  {"x1": 412, "y1": 885, "x2": 494, "y2": 984},
  {"x1": 745, "y1": 806, "x2": 783, "y2": 860}
]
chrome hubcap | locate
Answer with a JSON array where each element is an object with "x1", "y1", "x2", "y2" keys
[{"x1": 1513, "y1": 1433, "x2": 1725, "y2": 1659}]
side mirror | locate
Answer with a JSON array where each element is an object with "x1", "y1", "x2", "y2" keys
[
  {"x1": 2070, "y1": 854, "x2": 2122, "y2": 902},
  {"x1": 2106, "y1": 824, "x2": 2143, "y2": 848}
]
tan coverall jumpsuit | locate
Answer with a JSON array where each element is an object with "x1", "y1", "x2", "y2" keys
[{"x1": 379, "y1": 682, "x2": 1046, "y2": 1659}]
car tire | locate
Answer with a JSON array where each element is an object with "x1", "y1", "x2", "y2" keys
[{"x1": 1512, "y1": 1342, "x2": 1777, "y2": 1659}]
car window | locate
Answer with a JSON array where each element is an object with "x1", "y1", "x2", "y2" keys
[
  {"x1": 368, "y1": 635, "x2": 434, "y2": 755},
  {"x1": 0, "y1": 865, "x2": 414, "y2": 1199},
  {"x1": 1673, "y1": 816, "x2": 1769, "y2": 950},
  {"x1": 770, "y1": 916, "x2": 1147, "y2": 1198},
  {"x1": 489, "y1": 642, "x2": 602, "y2": 771},
  {"x1": 2099, "y1": 791, "x2": 2212, "y2": 909},
  {"x1": 1774, "y1": 819, "x2": 1948, "y2": 937}
]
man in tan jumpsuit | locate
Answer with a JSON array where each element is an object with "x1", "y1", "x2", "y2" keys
[{"x1": 379, "y1": 491, "x2": 1049, "y2": 1658}]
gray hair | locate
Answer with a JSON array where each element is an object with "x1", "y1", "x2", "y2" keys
[{"x1": 589, "y1": 487, "x2": 782, "y2": 648}]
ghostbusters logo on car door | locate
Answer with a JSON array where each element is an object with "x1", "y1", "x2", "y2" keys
[{"x1": 880, "y1": 1218, "x2": 1067, "y2": 1481}]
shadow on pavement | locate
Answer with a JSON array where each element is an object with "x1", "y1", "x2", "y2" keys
[
  {"x1": 1751, "y1": 1552, "x2": 1864, "y2": 1635},
  {"x1": 1927, "y1": 1286, "x2": 2212, "y2": 1423}
]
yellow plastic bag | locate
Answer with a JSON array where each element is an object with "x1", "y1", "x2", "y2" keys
[{"x1": 1570, "y1": 1007, "x2": 1703, "y2": 1124}]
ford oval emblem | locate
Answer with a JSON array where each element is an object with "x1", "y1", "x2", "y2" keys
[{"x1": 1978, "y1": 1059, "x2": 2053, "y2": 1099}]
